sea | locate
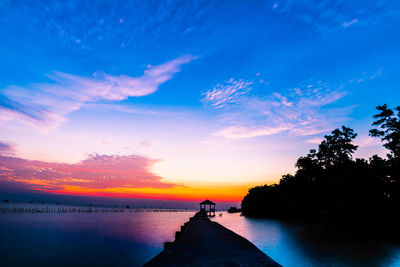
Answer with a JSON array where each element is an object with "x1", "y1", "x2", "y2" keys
[{"x1": 1, "y1": 203, "x2": 400, "y2": 266}]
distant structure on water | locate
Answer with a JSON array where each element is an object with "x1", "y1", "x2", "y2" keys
[
  {"x1": 228, "y1": 207, "x2": 242, "y2": 213},
  {"x1": 200, "y1": 199, "x2": 215, "y2": 217}
]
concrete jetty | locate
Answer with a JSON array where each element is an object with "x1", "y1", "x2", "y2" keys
[{"x1": 144, "y1": 211, "x2": 281, "y2": 266}]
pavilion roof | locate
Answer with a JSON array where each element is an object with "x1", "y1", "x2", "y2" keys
[{"x1": 200, "y1": 199, "x2": 215, "y2": 205}]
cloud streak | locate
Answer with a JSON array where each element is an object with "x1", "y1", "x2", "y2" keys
[
  {"x1": 272, "y1": 0, "x2": 395, "y2": 33},
  {"x1": 203, "y1": 79, "x2": 350, "y2": 139},
  {"x1": 0, "y1": 154, "x2": 175, "y2": 194},
  {"x1": 0, "y1": 55, "x2": 195, "y2": 130},
  {"x1": 343, "y1": 18, "x2": 358, "y2": 28}
]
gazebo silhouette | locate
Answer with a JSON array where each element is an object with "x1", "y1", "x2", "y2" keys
[{"x1": 199, "y1": 199, "x2": 215, "y2": 217}]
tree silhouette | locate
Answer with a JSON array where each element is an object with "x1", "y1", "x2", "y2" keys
[
  {"x1": 370, "y1": 104, "x2": 400, "y2": 159},
  {"x1": 242, "y1": 105, "x2": 400, "y2": 239},
  {"x1": 317, "y1": 126, "x2": 358, "y2": 166},
  {"x1": 370, "y1": 104, "x2": 400, "y2": 211},
  {"x1": 296, "y1": 126, "x2": 358, "y2": 170}
]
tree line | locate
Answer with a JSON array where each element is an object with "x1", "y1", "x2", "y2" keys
[{"x1": 241, "y1": 104, "x2": 400, "y2": 237}]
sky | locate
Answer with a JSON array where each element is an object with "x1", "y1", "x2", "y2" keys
[{"x1": 0, "y1": 0, "x2": 400, "y2": 206}]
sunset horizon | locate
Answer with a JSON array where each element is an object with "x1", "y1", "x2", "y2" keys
[
  {"x1": 1, "y1": 1, "x2": 400, "y2": 266},
  {"x1": 1, "y1": 1, "x2": 399, "y2": 206}
]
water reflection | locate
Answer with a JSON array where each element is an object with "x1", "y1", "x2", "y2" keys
[
  {"x1": 2, "y1": 210, "x2": 400, "y2": 266},
  {"x1": 212, "y1": 212, "x2": 400, "y2": 266},
  {"x1": 0, "y1": 211, "x2": 195, "y2": 267}
]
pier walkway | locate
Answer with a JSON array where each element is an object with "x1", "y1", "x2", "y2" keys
[{"x1": 144, "y1": 211, "x2": 281, "y2": 266}]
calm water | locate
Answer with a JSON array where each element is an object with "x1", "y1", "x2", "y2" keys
[
  {"x1": 0, "y1": 208, "x2": 195, "y2": 267},
  {"x1": 212, "y1": 212, "x2": 400, "y2": 267},
  {"x1": 1, "y1": 208, "x2": 400, "y2": 266}
]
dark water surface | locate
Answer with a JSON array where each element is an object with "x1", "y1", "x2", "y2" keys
[
  {"x1": 0, "y1": 208, "x2": 194, "y2": 267},
  {"x1": 212, "y1": 212, "x2": 400, "y2": 267},
  {"x1": 1, "y1": 208, "x2": 400, "y2": 266}
]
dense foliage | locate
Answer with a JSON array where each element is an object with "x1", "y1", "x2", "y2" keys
[{"x1": 241, "y1": 105, "x2": 400, "y2": 237}]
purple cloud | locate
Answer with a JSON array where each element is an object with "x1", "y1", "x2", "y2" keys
[
  {"x1": 0, "y1": 154, "x2": 175, "y2": 193},
  {"x1": 0, "y1": 141, "x2": 15, "y2": 156}
]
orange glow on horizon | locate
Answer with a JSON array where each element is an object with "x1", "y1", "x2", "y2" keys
[
  {"x1": 42, "y1": 184, "x2": 253, "y2": 203},
  {"x1": 1, "y1": 154, "x2": 279, "y2": 203}
]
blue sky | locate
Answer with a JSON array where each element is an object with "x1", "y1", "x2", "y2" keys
[{"x1": 0, "y1": 0, "x2": 400, "y2": 203}]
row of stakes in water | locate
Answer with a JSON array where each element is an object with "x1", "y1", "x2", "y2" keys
[{"x1": 0, "y1": 207, "x2": 186, "y2": 213}]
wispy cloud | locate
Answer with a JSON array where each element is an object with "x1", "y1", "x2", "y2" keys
[
  {"x1": 201, "y1": 78, "x2": 252, "y2": 109},
  {"x1": 306, "y1": 138, "x2": 323, "y2": 144},
  {"x1": 0, "y1": 154, "x2": 175, "y2": 193},
  {"x1": 0, "y1": 1, "x2": 213, "y2": 60},
  {"x1": 0, "y1": 55, "x2": 195, "y2": 130},
  {"x1": 0, "y1": 141, "x2": 15, "y2": 156},
  {"x1": 354, "y1": 135, "x2": 382, "y2": 148},
  {"x1": 203, "y1": 79, "x2": 350, "y2": 139},
  {"x1": 349, "y1": 68, "x2": 383, "y2": 84},
  {"x1": 369, "y1": 68, "x2": 383, "y2": 80},
  {"x1": 272, "y1": 0, "x2": 395, "y2": 33},
  {"x1": 343, "y1": 18, "x2": 358, "y2": 28},
  {"x1": 213, "y1": 125, "x2": 291, "y2": 139}
]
